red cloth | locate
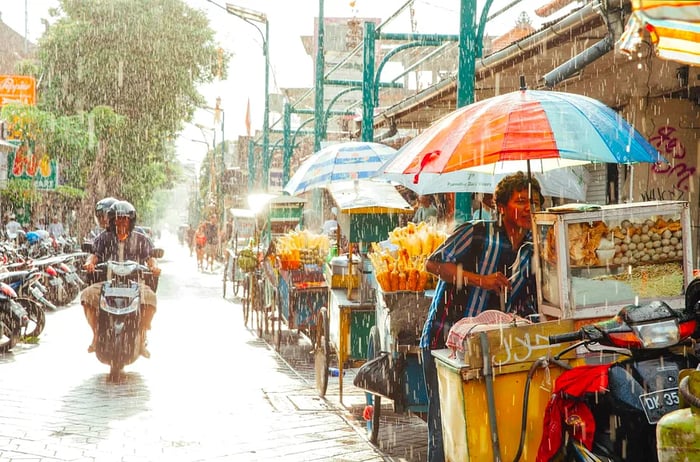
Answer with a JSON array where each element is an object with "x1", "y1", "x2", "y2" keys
[{"x1": 536, "y1": 364, "x2": 611, "y2": 462}]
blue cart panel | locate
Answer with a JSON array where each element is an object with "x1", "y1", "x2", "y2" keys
[{"x1": 278, "y1": 268, "x2": 328, "y2": 331}]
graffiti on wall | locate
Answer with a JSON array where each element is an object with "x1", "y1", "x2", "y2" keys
[{"x1": 643, "y1": 125, "x2": 695, "y2": 201}]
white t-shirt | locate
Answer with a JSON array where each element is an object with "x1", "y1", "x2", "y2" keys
[
  {"x1": 48, "y1": 222, "x2": 65, "y2": 238},
  {"x1": 5, "y1": 220, "x2": 22, "y2": 238}
]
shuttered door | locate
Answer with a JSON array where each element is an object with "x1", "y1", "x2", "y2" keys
[{"x1": 585, "y1": 164, "x2": 608, "y2": 205}]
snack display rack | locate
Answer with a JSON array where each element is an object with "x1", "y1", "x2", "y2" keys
[{"x1": 532, "y1": 201, "x2": 693, "y2": 320}]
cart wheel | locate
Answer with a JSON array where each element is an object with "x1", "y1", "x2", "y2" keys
[
  {"x1": 233, "y1": 267, "x2": 241, "y2": 296},
  {"x1": 367, "y1": 325, "x2": 382, "y2": 445},
  {"x1": 255, "y1": 274, "x2": 264, "y2": 338},
  {"x1": 222, "y1": 257, "x2": 229, "y2": 299},
  {"x1": 242, "y1": 273, "x2": 251, "y2": 327},
  {"x1": 314, "y1": 307, "x2": 330, "y2": 397},
  {"x1": 273, "y1": 292, "x2": 282, "y2": 352}
]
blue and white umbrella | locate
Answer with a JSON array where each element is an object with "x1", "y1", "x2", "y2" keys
[{"x1": 283, "y1": 141, "x2": 397, "y2": 196}]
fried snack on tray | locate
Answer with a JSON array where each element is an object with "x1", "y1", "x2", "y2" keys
[{"x1": 545, "y1": 216, "x2": 684, "y2": 267}]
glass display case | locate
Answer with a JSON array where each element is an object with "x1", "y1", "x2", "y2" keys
[{"x1": 532, "y1": 201, "x2": 693, "y2": 320}]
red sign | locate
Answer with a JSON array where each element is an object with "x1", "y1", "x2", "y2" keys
[{"x1": 0, "y1": 75, "x2": 36, "y2": 106}]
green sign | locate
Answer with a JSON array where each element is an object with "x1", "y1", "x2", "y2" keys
[{"x1": 6, "y1": 141, "x2": 58, "y2": 190}]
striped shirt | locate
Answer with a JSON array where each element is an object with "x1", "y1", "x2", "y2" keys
[{"x1": 419, "y1": 221, "x2": 537, "y2": 349}]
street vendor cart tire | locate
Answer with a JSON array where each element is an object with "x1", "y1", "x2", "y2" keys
[
  {"x1": 367, "y1": 325, "x2": 382, "y2": 445},
  {"x1": 314, "y1": 307, "x2": 330, "y2": 397},
  {"x1": 242, "y1": 273, "x2": 251, "y2": 327}
]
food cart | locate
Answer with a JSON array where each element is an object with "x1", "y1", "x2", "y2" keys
[
  {"x1": 314, "y1": 180, "x2": 414, "y2": 401},
  {"x1": 431, "y1": 200, "x2": 695, "y2": 460},
  {"x1": 356, "y1": 221, "x2": 446, "y2": 443},
  {"x1": 237, "y1": 194, "x2": 306, "y2": 338},
  {"x1": 274, "y1": 230, "x2": 330, "y2": 351},
  {"x1": 222, "y1": 208, "x2": 257, "y2": 299}
]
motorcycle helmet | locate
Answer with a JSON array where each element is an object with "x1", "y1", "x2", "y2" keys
[
  {"x1": 94, "y1": 197, "x2": 117, "y2": 228},
  {"x1": 108, "y1": 200, "x2": 137, "y2": 241}
]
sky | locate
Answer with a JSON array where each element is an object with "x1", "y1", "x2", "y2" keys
[{"x1": 0, "y1": 0, "x2": 567, "y2": 163}]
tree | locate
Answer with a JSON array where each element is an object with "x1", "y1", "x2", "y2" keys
[{"x1": 37, "y1": 0, "x2": 227, "y2": 230}]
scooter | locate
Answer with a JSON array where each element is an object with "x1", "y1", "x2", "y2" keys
[
  {"x1": 536, "y1": 293, "x2": 700, "y2": 462},
  {"x1": 91, "y1": 249, "x2": 162, "y2": 377}
]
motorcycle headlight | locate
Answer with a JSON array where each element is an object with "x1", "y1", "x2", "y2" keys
[{"x1": 631, "y1": 319, "x2": 680, "y2": 349}]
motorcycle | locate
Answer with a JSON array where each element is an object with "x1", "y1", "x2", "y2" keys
[
  {"x1": 0, "y1": 269, "x2": 51, "y2": 338},
  {"x1": 536, "y1": 291, "x2": 700, "y2": 462},
  {"x1": 90, "y1": 248, "x2": 163, "y2": 377},
  {"x1": 0, "y1": 282, "x2": 29, "y2": 352}
]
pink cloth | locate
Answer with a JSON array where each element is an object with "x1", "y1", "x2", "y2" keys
[{"x1": 445, "y1": 310, "x2": 531, "y2": 356}]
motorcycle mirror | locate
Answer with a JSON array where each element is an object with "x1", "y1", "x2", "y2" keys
[
  {"x1": 151, "y1": 248, "x2": 164, "y2": 259},
  {"x1": 81, "y1": 242, "x2": 94, "y2": 253}
]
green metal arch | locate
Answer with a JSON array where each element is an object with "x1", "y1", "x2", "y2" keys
[
  {"x1": 374, "y1": 40, "x2": 443, "y2": 105},
  {"x1": 291, "y1": 117, "x2": 317, "y2": 149},
  {"x1": 324, "y1": 87, "x2": 362, "y2": 127}
]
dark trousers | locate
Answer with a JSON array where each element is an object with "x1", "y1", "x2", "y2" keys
[{"x1": 421, "y1": 347, "x2": 445, "y2": 462}]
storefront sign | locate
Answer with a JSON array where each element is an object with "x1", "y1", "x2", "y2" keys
[
  {"x1": 0, "y1": 75, "x2": 36, "y2": 106},
  {"x1": 6, "y1": 141, "x2": 58, "y2": 190}
]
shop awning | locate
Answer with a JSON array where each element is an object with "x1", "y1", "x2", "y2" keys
[{"x1": 617, "y1": 0, "x2": 700, "y2": 66}]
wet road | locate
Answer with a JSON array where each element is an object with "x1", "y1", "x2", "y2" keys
[{"x1": 0, "y1": 233, "x2": 390, "y2": 462}]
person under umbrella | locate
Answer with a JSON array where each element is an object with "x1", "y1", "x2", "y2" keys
[{"x1": 419, "y1": 172, "x2": 542, "y2": 462}]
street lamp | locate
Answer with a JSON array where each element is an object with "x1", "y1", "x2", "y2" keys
[
  {"x1": 200, "y1": 99, "x2": 226, "y2": 223},
  {"x1": 223, "y1": 2, "x2": 270, "y2": 192}
]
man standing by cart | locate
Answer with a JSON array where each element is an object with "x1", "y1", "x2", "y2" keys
[{"x1": 419, "y1": 172, "x2": 542, "y2": 462}]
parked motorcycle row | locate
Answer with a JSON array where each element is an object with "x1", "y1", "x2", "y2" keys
[{"x1": 0, "y1": 237, "x2": 88, "y2": 353}]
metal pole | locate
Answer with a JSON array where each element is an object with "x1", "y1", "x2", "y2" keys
[
  {"x1": 314, "y1": 0, "x2": 325, "y2": 153},
  {"x1": 361, "y1": 21, "x2": 376, "y2": 142},
  {"x1": 282, "y1": 102, "x2": 292, "y2": 186},
  {"x1": 220, "y1": 109, "x2": 225, "y2": 224},
  {"x1": 248, "y1": 138, "x2": 255, "y2": 191},
  {"x1": 262, "y1": 19, "x2": 270, "y2": 191},
  {"x1": 454, "y1": 0, "x2": 479, "y2": 222}
]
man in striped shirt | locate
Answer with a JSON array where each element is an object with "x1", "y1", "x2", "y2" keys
[{"x1": 420, "y1": 171, "x2": 543, "y2": 462}]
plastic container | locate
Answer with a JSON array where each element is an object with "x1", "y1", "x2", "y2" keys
[{"x1": 657, "y1": 370, "x2": 700, "y2": 461}]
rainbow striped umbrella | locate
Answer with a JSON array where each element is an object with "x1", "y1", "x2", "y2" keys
[
  {"x1": 617, "y1": 0, "x2": 700, "y2": 66},
  {"x1": 284, "y1": 141, "x2": 396, "y2": 196},
  {"x1": 379, "y1": 89, "x2": 666, "y2": 187}
]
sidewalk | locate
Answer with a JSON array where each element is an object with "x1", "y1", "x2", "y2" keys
[{"x1": 217, "y1": 281, "x2": 428, "y2": 462}]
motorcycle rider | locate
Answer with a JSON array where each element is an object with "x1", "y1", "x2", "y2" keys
[{"x1": 81, "y1": 200, "x2": 160, "y2": 357}]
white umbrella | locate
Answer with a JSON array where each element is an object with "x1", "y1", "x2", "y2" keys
[
  {"x1": 380, "y1": 165, "x2": 590, "y2": 201},
  {"x1": 284, "y1": 141, "x2": 397, "y2": 196}
]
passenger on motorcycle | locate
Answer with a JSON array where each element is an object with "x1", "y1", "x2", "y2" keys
[
  {"x1": 81, "y1": 200, "x2": 161, "y2": 358},
  {"x1": 86, "y1": 197, "x2": 118, "y2": 242}
]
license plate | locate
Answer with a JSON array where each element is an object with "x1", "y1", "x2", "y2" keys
[
  {"x1": 639, "y1": 387, "x2": 679, "y2": 424},
  {"x1": 49, "y1": 278, "x2": 62, "y2": 286}
]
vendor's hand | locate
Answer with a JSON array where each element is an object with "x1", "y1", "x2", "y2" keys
[
  {"x1": 83, "y1": 261, "x2": 95, "y2": 273},
  {"x1": 477, "y1": 272, "x2": 511, "y2": 292},
  {"x1": 149, "y1": 266, "x2": 161, "y2": 277}
]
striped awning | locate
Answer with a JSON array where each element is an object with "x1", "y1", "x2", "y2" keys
[{"x1": 617, "y1": 0, "x2": 700, "y2": 66}]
